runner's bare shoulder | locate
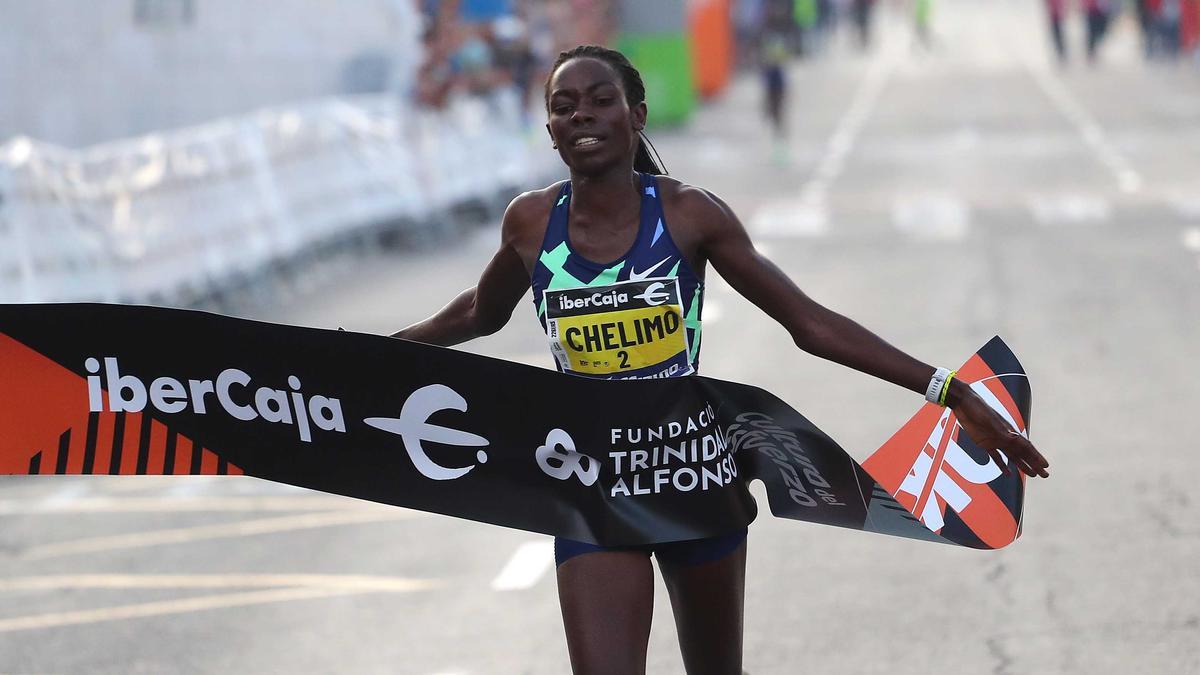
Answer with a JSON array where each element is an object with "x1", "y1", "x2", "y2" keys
[
  {"x1": 652, "y1": 176, "x2": 738, "y2": 257},
  {"x1": 502, "y1": 181, "x2": 568, "y2": 265}
]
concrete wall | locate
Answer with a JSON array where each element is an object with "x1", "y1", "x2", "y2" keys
[{"x1": 0, "y1": 0, "x2": 421, "y2": 147}]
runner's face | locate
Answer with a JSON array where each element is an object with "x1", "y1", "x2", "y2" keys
[{"x1": 546, "y1": 58, "x2": 646, "y2": 174}]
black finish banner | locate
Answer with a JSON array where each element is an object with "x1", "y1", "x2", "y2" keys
[{"x1": 0, "y1": 304, "x2": 1031, "y2": 549}]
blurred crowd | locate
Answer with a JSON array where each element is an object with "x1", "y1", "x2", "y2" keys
[
  {"x1": 1132, "y1": 0, "x2": 1199, "y2": 60},
  {"x1": 732, "y1": 0, "x2": 900, "y2": 62},
  {"x1": 1046, "y1": 0, "x2": 1200, "y2": 64},
  {"x1": 735, "y1": 0, "x2": 1200, "y2": 65},
  {"x1": 413, "y1": 0, "x2": 1199, "y2": 119},
  {"x1": 414, "y1": 0, "x2": 617, "y2": 112}
]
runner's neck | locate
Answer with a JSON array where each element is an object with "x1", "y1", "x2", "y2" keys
[{"x1": 568, "y1": 168, "x2": 641, "y2": 227}]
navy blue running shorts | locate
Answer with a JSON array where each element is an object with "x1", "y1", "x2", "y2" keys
[{"x1": 554, "y1": 528, "x2": 748, "y2": 567}]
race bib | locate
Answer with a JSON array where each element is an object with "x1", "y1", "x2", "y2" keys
[{"x1": 544, "y1": 278, "x2": 693, "y2": 379}]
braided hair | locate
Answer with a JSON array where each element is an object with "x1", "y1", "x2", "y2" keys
[{"x1": 544, "y1": 45, "x2": 667, "y2": 175}]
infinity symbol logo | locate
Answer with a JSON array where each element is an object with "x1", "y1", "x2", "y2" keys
[{"x1": 535, "y1": 428, "x2": 600, "y2": 486}]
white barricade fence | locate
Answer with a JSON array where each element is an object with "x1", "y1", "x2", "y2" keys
[{"x1": 0, "y1": 90, "x2": 559, "y2": 303}]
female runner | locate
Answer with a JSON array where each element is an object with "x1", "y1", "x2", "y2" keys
[{"x1": 393, "y1": 45, "x2": 1049, "y2": 675}]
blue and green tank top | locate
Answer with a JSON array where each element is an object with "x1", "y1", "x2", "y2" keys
[{"x1": 531, "y1": 173, "x2": 703, "y2": 379}]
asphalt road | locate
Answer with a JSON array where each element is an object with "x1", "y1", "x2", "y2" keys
[{"x1": 3, "y1": 1, "x2": 1199, "y2": 673}]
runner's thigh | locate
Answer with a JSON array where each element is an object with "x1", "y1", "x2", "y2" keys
[
  {"x1": 556, "y1": 550, "x2": 655, "y2": 675},
  {"x1": 659, "y1": 541, "x2": 747, "y2": 675}
]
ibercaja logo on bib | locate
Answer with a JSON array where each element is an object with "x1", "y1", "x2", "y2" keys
[{"x1": 544, "y1": 278, "x2": 692, "y2": 379}]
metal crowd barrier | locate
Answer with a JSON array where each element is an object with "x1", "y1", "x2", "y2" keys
[{"x1": 0, "y1": 89, "x2": 557, "y2": 304}]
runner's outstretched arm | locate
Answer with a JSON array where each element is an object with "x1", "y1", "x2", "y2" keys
[
  {"x1": 391, "y1": 196, "x2": 537, "y2": 347},
  {"x1": 684, "y1": 188, "x2": 1049, "y2": 478}
]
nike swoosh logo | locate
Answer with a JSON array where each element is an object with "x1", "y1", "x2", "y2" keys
[{"x1": 628, "y1": 257, "x2": 672, "y2": 281}]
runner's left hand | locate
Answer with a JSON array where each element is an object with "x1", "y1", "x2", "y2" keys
[{"x1": 949, "y1": 389, "x2": 1049, "y2": 478}]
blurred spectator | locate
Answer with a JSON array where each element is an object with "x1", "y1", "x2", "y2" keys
[
  {"x1": 416, "y1": 3, "x2": 510, "y2": 108},
  {"x1": 1045, "y1": 0, "x2": 1068, "y2": 63},
  {"x1": 851, "y1": 0, "x2": 876, "y2": 49},
  {"x1": 1185, "y1": 0, "x2": 1200, "y2": 60},
  {"x1": 914, "y1": 0, "x2": 933, "y2": 50},
  {"x1": 1083, "y1": 0, "x2": 1114, "y2": 64},
  {"x1": 451, "y1": 23, "x2": 505, "y2": 94},
  {"x1": 1147, "y1": 0, "x2": 1184, "y2": 59},
  {"x1": 415, "y1": 0, "x2": 616, "y2": 113},
  {"x1": 794, "y1": 0, "x2": 819, "y2": 56},
  {"x1": 556, "y1": 0, "x2": 616, "y2": 48},
  {"x1": 734, "y1": 0, "x2": 767, "y2": 68},
  {"x1": 1137, "y1": 0, "x2": 1157, "y2": 57},
  {"x1": 815, "y1": 0, "x2": 837, "y2": 51},
  {"x1": 491, "y1": 14, "x2": 540, "y2": 118},
  {"x1": 761, "y1": 4, "x2": 792, "y2": 146},
  {"x1": 461, "y1": 0, "x2": 513, "y2": 21}
]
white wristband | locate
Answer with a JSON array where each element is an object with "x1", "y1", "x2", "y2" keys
[{"x1": 925, "y1": 367, "x2": 951, "y2": 404}]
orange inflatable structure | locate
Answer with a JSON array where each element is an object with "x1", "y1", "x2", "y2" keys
[{"x1": 688, "y1": 0, "x2": 733, "y2": 98}]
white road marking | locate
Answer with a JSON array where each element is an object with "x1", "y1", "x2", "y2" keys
[
  {"x1": 41, "y1": 482, "x2": 91, "y2": 506},
  {"x1": 22, "y1": 509, "x2": 422, "y2": 560},
  {"x1": 164, "y1": 477, "x2": 216, "y2": 498},
  {"x1": 0, "y1": 583, "x2": 432, "y2": 634},
  {"x1": 1028, "y1": 194, "x2": 1112, "y2": 226},
  {"x1": 755, "y1": 34, "x2": 899, "y2": 238},
  {"x1": 101, "y1": 477, "x2": 201, "y2": 493},
  {"x1": 156, "y1": 475, "x2": 313, "y2": 497},
  {"x1": 798, "y1": 89, "x2": 886, "y2": 204},
  {"x1": 490, "y1": 540, "x2": 555, "y2": 591},
  {"x1": 1019, "y1": 56, "x2": 1143, "y2": 194},
  {"x1": 0, "y1": 495, "x2": 386, "y2": 514},
  {"x1": 694, "y1": 138, "x2": 734, "y2": 166},
  {"x1": 0, "y1": 574, "x2": 438, "y2": 593},
  {"x1": 749, "y1": 198, "x2": 829, "y2": 238},
  {"x1": 892, "y1": 193, "x2": 970, "y2": 241},
  {"x1": 1182, "y1": 227, "x2": 1200, "y2": 252},
  {"x1": 1169, "y1": 192, "x2": 1200, "y2": 220}
]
